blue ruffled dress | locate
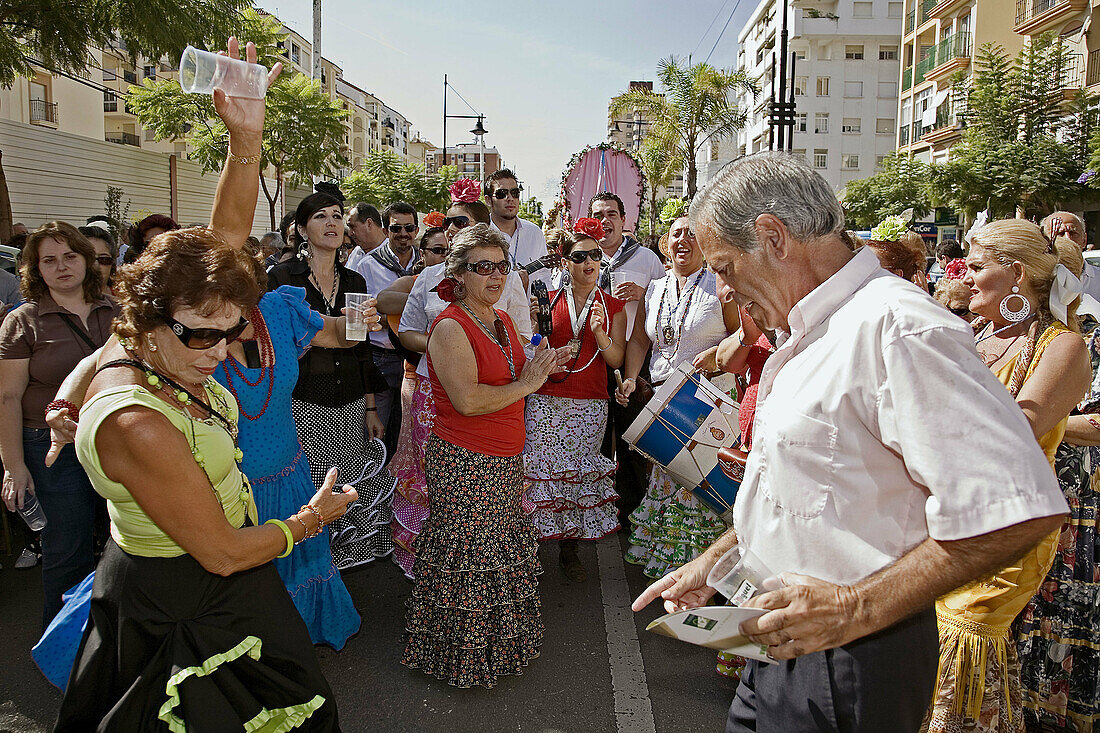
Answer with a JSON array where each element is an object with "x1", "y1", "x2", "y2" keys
[{"x1": 215, "y1": 286, "x2": 361, "y2": 650}]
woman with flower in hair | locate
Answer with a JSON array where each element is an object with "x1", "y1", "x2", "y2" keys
[
  {"x1": 523, "y1": 218, "x2": 627, "y2": 582},
  {"x1": 401, "y1": 224, "x2": 570, "y2": 687},
  {"x1": 922, "y1": 219, "x2": 1091, "y2": 732},
  {"x1": 867, "y1": 215, "x2": 930, "y2": 291}
]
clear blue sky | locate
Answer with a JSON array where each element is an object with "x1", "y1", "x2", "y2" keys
[{"x1": 259, "y1": 0, "x2": 756, "y2": 206}]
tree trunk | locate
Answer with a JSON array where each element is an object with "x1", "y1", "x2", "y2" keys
[
  {"x1": 259, "y1": 171, "x2": 278, "y2": 232},
  {"x1": 0, "y1": 151, "x2": 12, "y2": 243},
  {"x1": 649, "y1": 187, "x2": 658, "y2": 248},
  {"x1": 686, "y1": 136, "x2": 699, "y2": 201}
]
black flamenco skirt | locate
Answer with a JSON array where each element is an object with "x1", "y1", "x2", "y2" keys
[{"x1": 54, "y1": 541, "x2": 340, "y2": 732}]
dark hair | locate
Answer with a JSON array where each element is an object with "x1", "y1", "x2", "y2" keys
[
  {"x1": 127, "y1": 214, "x2": 179, "y2": 258},
  {"x1": 278, "y1": 210, "x2": 297, "y2": 247},
  {"x1": 936, "y1": 239, "x2": 964, "y2": 260},
  {"x1": 294, "y1": 193, "x2": 344, "y2": 247},
  {"x1": 559, "y1": 230, "x2": 600, "y2": 257},
  {"x1": 114, "y1": 228, "x2": 262, "y2": 343},
  {"x1": 348, "y1": 202, "x2": 382, "y2": 228},
  {"x1": 865, "y1": 238, "x2": 926, "y2": 281},
  {"x1": 20, "y1": 221, "x2": 105, "y2": 303},
  {"x1": 382, "y1": 201, "x2": 418, "y2": 228},
  {"x1": 314, "y1": 181, "x2": 346, "y2": 202},
  {"x1": 483, "y1": 168, "x2": 518, "y2": 199},
  {"x1": 447, "y1": 200, "x2": 491, "y2": 224},
  {"x1": 5, "y1": 232, "x2": 27, "y2": 250},
  {"x1": 78, "y1": 225, "x2": 118, "y2": 278},
  {"x1": 589, "y1": 192, "x2": 625, "y2": 217},
  {"x1": 419, "y1": 227, "x2": 446, "y2": 248}
]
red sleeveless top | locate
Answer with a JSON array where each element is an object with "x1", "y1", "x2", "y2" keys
[
  {"x1": 537, "y1": 288, "x2": 624, "y2": 400},
  {"x1": 427, "y1": 303, "x2": 527, "y2": 457}
]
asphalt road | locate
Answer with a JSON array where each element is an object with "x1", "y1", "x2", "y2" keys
[{"x1": 0, "y1": 533, "x2": 734, "y2": 733}]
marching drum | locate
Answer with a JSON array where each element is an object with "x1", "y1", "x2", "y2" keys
[{"x1": 623, "y1": 362, "x2": 744, "y2": 525}]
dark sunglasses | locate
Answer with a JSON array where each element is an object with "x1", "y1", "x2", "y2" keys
[
  {"x1": 388, "y1": 223, "x2": 417, "y2": 234},
  {"x1": 565, "y1": 249, "x2": 603, "y2": 264},
  {"x1": 492, "y1": 187, "x2": 523, "y2": 200},
  {"x1": 95, "y1": 255, "x2": 114, "y2": 266},
  {"x1": 165, "y1": 315, "x2": 249, "y2": 350},
  {"x1": 949, "y1": 307, "x2": 971, "y2": 317},
  {"x1": 443, "y1": 215, "x2": 470, "y2": 229},
  {"x1": 463, "y1": 259, "x2": 511, "y2": 276},
  {"x1": 422, "y1": 246, "x2": 448, "y2": 256}
]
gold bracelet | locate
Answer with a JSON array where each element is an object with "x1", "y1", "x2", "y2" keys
[{"x1": 228, "y1": 152, "x2": 262, "y2": 166}]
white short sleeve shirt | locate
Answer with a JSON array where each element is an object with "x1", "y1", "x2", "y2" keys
[{"x1": 490, "y1": 217, "x2": 552, "y2": 290}]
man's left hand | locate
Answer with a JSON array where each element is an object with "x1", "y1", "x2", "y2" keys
[{"x1": 739, "y1": 573, "x2": 867, "y2": 660}]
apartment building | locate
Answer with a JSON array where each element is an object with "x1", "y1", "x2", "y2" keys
[
  {"x1": 606, "y1": 81, "x2": 686, "y2": 199},
  {"x1": 429, "y1": 144, "x2": 504, "y2": 180},
  {"x1": 407, "y1": 135, "x2": 436, "y2": 170},
  {"x1": 712, "y1": 0, "x2": 903, "y2": 193}
]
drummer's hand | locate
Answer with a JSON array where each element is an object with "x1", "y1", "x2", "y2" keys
[
  {"x1": 692, "y1": 346, "x2": 719, "y2": 374},
  {"x1": 213, "y1": 37, "x2": 282, "y2": 139},
  {"x1": 740, "y1": 573, "x2": 865, "y2": 660},
  {"x1": 615, "y1": 377, "x2": 636, "y2": 406},
  {"x1": 632, "y1": 554, "x2": 719, "y2": 614},
  {"x1": 307, "y1": 467, "x2": 358, "y2": 526},
  {"x1": 45, "y1": 407, "x2": 78, "y2": 467}
]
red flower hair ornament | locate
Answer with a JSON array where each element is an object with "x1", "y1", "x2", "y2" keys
[
  {"x1": 449, "y1": 178, "x2": 481, "y2": 204},
  {"x1": 423, "y1": 211, "x2": 445, "y2": 228},
  {"x1": 944, "y1": 258, "x2": 967, "y2": 280},
  {"x1": 573, "y1": 217, "x2": 605, "y2": 242},
  {"x1": 435, "y1": 276, "x2": 464, "y2": 303}
]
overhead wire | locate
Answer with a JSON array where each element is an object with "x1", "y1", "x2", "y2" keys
[
  {"x1": 705, "y1": 0, "x2": 745, "y2": 65},
  {"x1": 692, "y1": 0, "x2": 733, "y2": 58}
]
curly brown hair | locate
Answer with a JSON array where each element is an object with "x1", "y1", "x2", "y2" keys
[
  {"x1": 113, "y1": 227, "x2": 263, "y2": 343},
  {"x1": 19, "y1": 222, "x2": 104, "y2": 303}
]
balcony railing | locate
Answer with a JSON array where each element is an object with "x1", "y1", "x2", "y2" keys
[
  {"x1": 1016, "y1": 0, "x2": 1066, "y2": 25},
  {"x1": 105, "y1": 132, "x2": 140, "y2": 147},
  {"x1": 905, "y1": 8, "x2": 916, "y2": 34},
  {"x1": 914, "y1": 52, "x2": 938, "y2": 86},
  {"x1": 1088, "y1": 49, "x2": 1100, "y2": 86},
  {"x1": 1053, "y1": 53, "x2": 1084, "y2": 90},
  {"x1": 931, "y1": 33, "x2": 971, "y2": 70},
  {"x1": 902, "y1": 66, "x2": 913, "y2": 91},
  {"x1": 920, "y1": 0, "x2": 937, "y2": 25},
  {"x1": 29, "y1": 99, "x2": 57, "y2": 124}
]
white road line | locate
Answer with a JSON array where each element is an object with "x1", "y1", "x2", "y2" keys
[{"x1": 596, "y1": 536, "x2": 657, "y2": 733}]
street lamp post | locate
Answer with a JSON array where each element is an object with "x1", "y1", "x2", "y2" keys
[
  {"x1": 442, "y1": 75, "x2": 488, "y2": 181},
  {"x1": 610, "y1": 118, "x2": 649, "y2": 150}
]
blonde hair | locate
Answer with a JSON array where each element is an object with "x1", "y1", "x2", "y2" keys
[
  {"x1": 969, "y1": 218, "x2": 1083, "y2": 333},
  {"x1": 934, "y1": 277, "x2": 970, "y2": 309}
]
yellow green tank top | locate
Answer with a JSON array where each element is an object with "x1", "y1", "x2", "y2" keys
[
  {"x1": 933, "y1": 321, "x2": 1071, "y2": 719},
  {"x1": 75, "y1": 383, "x2": 258, "y2": 558}
]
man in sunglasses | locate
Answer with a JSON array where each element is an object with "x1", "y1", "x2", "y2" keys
[
  {"x1": 485, "y1": 169, "x2": 551, "y2": 290},
  {"x1": 348, "y1": 201, "x2": 422, "y2": 462},
  {"x1": 344, "y1": 203, "x2": 388, "y2": 272}
]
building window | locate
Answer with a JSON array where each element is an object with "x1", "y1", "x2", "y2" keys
[
  {"x1": 879, "y1": 46, "x2": 898, "y2": 61},
  {"x1": 814, "y1": 149, "x2": 828, "y2": 169},
  {"x1": 842, "y1": 117, "x2": 862, "y2": 133},
  {"x1": 794, "y1": 76, "x2": 807, "y2": 95},
  {"x1": 876, "y1": 118, "x2": 895, "y2": 134},
  {"x1": 795, "y1": 50, "x2": 807, "y2": 61},
  {"x1": 816, "y1": 76, "x2": 830, "y2": 96},
  {"x1": 888, "y1": 2, "x2": 903, "y2": 18},
  {"x1": 853, "y1": 2, "x2": 873, "y2": 18},
  {"x1": 797, "y1": 113, "x2": 807, "y2": 132},
  {"x1": 794, "y1": 148, "x2": 807, "y2": 163},
  {"x1": 845, "y1": 45, "x2": 865, "y2": 60},
  {"x1": 878, "y1": 81, "x2": 898, "y2": 98},
  {"x1": 875, "y1": 155, "x2": 887, "y2": 170},
  {"x1": 844, "y1": 81, "x2": 864, "y2": 97},
  {"x1": 143, "y1": 65, "x2": 156, "y2": 79},
  {"x1": 842, "y1": 154, "x2": 860, "y2": 169},
  {"x1": 290, "y1": 44, "x2": 300, "y2": 65},
  {"x1": 815, "y1": 113, "x2": 829, "y2": 134}
]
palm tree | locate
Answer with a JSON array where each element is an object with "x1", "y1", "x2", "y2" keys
[
  {"x1": 612, "y1": 55, "x2": 757, "y2": 199},
  {"x1": 637, "y1": 135, "x2": 683, "y2": 242}
]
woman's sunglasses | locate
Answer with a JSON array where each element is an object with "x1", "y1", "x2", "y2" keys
[
  {"x1": 95, "y1": 255, "x2": 114, "y2": 267},
  {"x1": 422, "y1": 246, "x2": 448, "y2": 256},
  {"x1": 164, "y1": 315, "x2": 249, "y2": 350},
  {"x1": 565, "y1": 249, "x2": 603, "y2": 264},
  {"x1": 443, "y1": 216, "x2": 470, "y2": 229},
  {"x1": 949, "y1": 307, "x2": 971, "y2": 317},
  {"x1": 463, "y1": 260, "x2": 511, "y2": 276}
]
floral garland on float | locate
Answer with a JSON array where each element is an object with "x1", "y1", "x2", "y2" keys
[{"x1": 559, "y1": 142, "x2": 647, "y2": 232}]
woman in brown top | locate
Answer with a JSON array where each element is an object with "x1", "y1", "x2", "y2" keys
[{"x1": 0, "y1": 221, "x2": 119, "y2": 626}]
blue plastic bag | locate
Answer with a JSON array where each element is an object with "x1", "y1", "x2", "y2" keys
[{"x1": 32, "y1": 571, "x2": 94, "y2": 691}]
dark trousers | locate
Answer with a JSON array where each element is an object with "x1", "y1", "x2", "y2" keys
[
  {"x1": 727, "y1": 607, "x2": 938, "y2": 733},
  {"x1": 23, "y1": 428, "x2": 99, "y2": 629},
  {"x1": 372, "y1": 349, "x2": 405, "y2": 465},
  {"x1": 601, "y1": 362, "x2": 652, "y2": 520}
]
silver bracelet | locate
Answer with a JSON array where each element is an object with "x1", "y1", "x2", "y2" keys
[{"x1": 597, "y1": 336, "x2": 613, "y2": 352}]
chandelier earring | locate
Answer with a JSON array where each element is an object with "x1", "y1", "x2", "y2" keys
[{"x1": 999, "y1": 286, "x2": 1032, "y2": 323}]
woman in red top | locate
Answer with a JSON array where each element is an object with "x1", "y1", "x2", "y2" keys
[
  {"x1": 401, "y1": 224, "x2": 568, "y2": 689},
  {"x1": 526, "y1": 221, "x2": 627, "y2": 582}
]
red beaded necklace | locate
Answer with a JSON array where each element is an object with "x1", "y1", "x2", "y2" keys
[{"x1": 222, "y1": 306, "x2": 276, "y2": 421}]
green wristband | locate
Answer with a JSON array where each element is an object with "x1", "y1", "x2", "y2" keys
[{"x1": 265, "y1": 518, "x2": 294, "y2": 558}]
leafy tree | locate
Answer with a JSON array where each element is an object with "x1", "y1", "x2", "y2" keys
[
  {"x1": 0, "y1": 0, "x2": 260, "y2": 239},
  {"x1": 341, "y1": 149, "x2": 458, "y2": 213},
  {"x1": 841, "y1": 155, "x2": 932, "y2": 229},
  {"x1": 611, "y1": 56, "x2": 756, "y2": 199},
  {"x1": 635, "y1": 134, "x2": 684, "y2": 240},
  {"x1": 517, "y1": 198, "x2": 544, "y2": 228},
  {"x1": 129, "y1": 14, "x2": 349, "y2": 230}
]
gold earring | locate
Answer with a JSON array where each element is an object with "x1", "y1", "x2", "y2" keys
[{"x1": 148, "y1": 338, "x2": 158, "y2": 352}]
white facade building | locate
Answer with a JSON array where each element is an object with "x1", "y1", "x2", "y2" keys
[{"x1": 702, "y1": 0, "x2": 904, "y2": 193}]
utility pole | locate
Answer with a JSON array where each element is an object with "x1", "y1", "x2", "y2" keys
[
  {"x1": 768, "y1": 1, "x2": 797, "y2": 151},
  {"x1": 311, "y1": 0, "x2": 322, "y2": 81},
  {"x1": 442, "y1": 75, "x2": 447, "y2": 173}
]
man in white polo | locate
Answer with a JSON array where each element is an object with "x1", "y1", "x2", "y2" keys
[
  {"x1": 634, "y1": 152, "x2": 1067, "y2": 732},
  {"x1": 485, "y1": 169, "x2": 552, "y2": 289}
]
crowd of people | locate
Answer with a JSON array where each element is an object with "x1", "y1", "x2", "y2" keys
[{"x1": 2, "y1": 41, "x2": 1100, "y2": 731}]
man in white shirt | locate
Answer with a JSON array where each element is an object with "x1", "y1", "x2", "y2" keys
[
  {"x1": 1042, "y1": 211, "x2": 1100, "y2": 303},
  {"x1": 485, "y1": 169, "x2": 553, "y2": 289},
  {"x1": 348, "y1": 201, "x2": 421, "y2": 461},
  {"x1": 344, "y1": 202, "x2": 388, "y2": 272},
  {"x1": 634, "y1": 152, "x2": 1068, "y2": 731}
]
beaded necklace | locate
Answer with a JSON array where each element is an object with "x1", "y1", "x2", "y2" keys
[
  {"x1": 459, "y1": 302, "x2": 516, "y2": 381},
  {"x1": 308, "y1": 255, "x2": 340, "y2": 315},
  {"x1": 221, "y1": 305, "x2": 276, "y2": 421},
  {"x1": 655, "y1": 268, "x2": 706, "y2": 360}
]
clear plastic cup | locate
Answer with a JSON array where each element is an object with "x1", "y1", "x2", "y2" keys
[
  {"x1": 706, "y1": 545, "x2": 780, "y2": 606},
  {"x1": 19, "y1": 491, "x2": 47, "y2": 531},
  {"x1": 609, "y1": 270, "x2": 636, "y2": 298},
  {"x1": 344, "y1": 293, "x2": 373, "y2": 341},
  {"x1": 179, "y1": 46, "x2": 269, "y2": 99}
]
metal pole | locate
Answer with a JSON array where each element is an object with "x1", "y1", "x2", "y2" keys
[
  {"x1": 480, "y1": 126, "x2": 485, "y2": 182},
  {"x1": 312, "y1": 0, "x2": 322, "y2": 80},
  {"x1": 769, "y1": 51, "x2": 777, "y2": 151},
  {"x1": 788, "y1": 51, "x2": 797, "y2": 151},
  {"x1": 442, "y1": 75, "x2": 447, "y2": 174},
  {"x1": 777, "y1": 0, "x2": 789, "y2": 150}
]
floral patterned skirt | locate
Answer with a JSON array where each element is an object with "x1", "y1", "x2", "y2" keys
[
  {"x1": 922, "y1": 636, "x2": 1023, "y2": 733},
  {"x1": 1016, "y1": 442, "x2": 1100, "y2": 732},
  {"x1": 625, "y1": 465, "x2": 726, "y2": 579},
  {"x1": 401, "y1": 435, "x2": 543, "y2": 688},
  {"x1": 390, "y1": 375, "x2": 436, "y2": 579},
  {"x1": 523, "y1": 394, "x2": 619, "y2": 541}
]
